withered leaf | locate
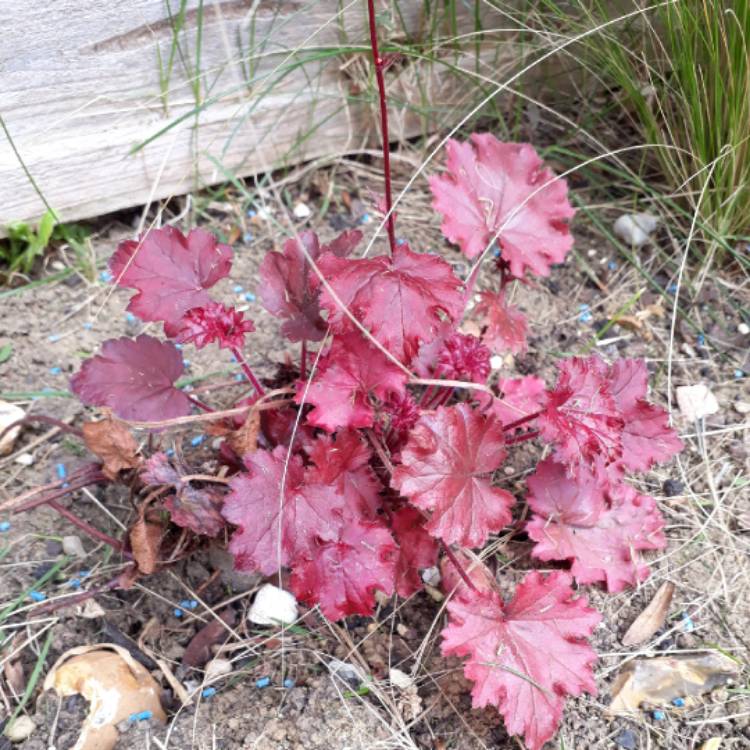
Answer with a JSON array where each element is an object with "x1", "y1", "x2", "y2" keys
[
  {"x1": 182, "y1": 609, "x2": 237, "y2": 669},
  {"x1": 129, "y1": 510, "x2": 163, "y2": 575},
  {"x1": 83, "y1": 417, "x2": 141, "y2": 480},
  {"x1": 622, "y1": 581, "x2": 675, "y2": 646},
  {"x1": 227, "y1": 409, "x2": 260, "y2": 457}
]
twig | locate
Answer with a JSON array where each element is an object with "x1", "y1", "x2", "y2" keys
[{"x1": 366, "y1": 0, "x2": 397, "y2": 254}]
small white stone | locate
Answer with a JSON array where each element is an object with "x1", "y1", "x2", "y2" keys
[
  {"x1": 14, "y1": 452, "x2": 34, "y2": 466},
  {"x1": 676, "y1": 384, "x2": 720, "y2": 421},
  {"x1": 0, "y1": 400, "x2": 25, "y2": 456},
  {"x1": 205, "y1": 658, "x2": 232, "y2": 678},
  {"x1": 292, "y1": 202, "x2": 312, "y2": 219},
  {"x1": 62, "y1": 535, "x2": 86, "y2": 559},
  {"x1": 247, "y1": 583, "x2": 298, "y2": 626},
  {"x1": 489, "y1": 355, "x2": 504, "y2": 371},
  {"x1": 738, "y1": 322, "x2": 750, "y2": 336},
  {"x1": 4, "y1": 715, "x2": 36, "y2": 742},
  {"x1": 421, "y1": 566, "x2": 441, "y2": 587},
  {"x1": 389, "y1": 667, "x2": 413, "y2": 690},
  {"x1": 613, "y1": 212, "x2": 659, "y2": 248},
  {"x1": 734, "y1": 401, "x2": 750, "y2": 415}
]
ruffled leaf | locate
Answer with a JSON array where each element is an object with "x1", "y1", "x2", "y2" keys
[
  {"x1": 429, "y1": 135, "x2": 575, "y2": 277},
  {"x1": 299, "y1": 332, "x2": 408, "y2": 432},
  {"x1": 538, "y1": 356, "x2": 623, "y2": 467},
  {"x1": 222, "y1": 447, "x2": 345, "y2": 575},
  {"x1": 526, "y1": 459, "x2": 666, "y2": 592},
  {"x1": 474, "y1": 290, "x2": 528, "y2": 355},
  {"x1": 441, "y1": 570, "x2": 600, "y2": 750},
  {"x1": 109, "y1": 227, "x2": 232, "y2": 336},
  {"x1": 608, "y1": 359, "x2": 683, "y2": 471},
  {"x1": 391, "y1": 403, "x2": 514, "y2": 547},
  {"x1": 318, "y1": 242, "x2": 464, "y2": 362},
  {"x1": 390, "y1": 506, "x2": 439, "y2": 597},
  {"x1": 258, "y1": 230, "x2": 361, "y2": 342},
  {"x1": 290, "y1": 520, "x2": 398, "y2": 620}
]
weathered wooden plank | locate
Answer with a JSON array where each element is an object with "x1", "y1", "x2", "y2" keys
[{"x1": 0, "y1": 1, "x2": 513, "y2": 227}]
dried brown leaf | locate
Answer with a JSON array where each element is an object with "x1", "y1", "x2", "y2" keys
[
  {"x1": 608, "y1": 652, "x2": 740, "y2": 714},
  {"x1": 129, "y1": 510, "x2": 162, "y2": 575},
  {"x1": 622, "y1": 581, "x2": 675, "y2": 646},
  {"x1": 227, "y1": 409, "x2": 260, "y2": 457},
  {"x1": 182, "y1": 609, "x2": 237, "y2": 668},
  {"x1": 83, "y1": 417, "x2": 140, "y2": 480}
]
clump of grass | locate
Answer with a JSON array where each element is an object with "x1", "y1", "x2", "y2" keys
[{"x1": 539, "y1": 0, "x2": 750, "y2": 267}]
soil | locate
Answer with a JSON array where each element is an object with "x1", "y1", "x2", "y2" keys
[{"x1": 0, "y1": 160, "x2": 748, "y2": 750}]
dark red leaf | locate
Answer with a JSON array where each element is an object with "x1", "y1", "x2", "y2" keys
[
  {"x1": 290, "y1": 519, "x2": 397, "y2": 620},
  {"x1": 109, "y1": 227, "x2": 232, "y2": 336},
  {"x1": 526, "y1": 459, "x2": 666, "y2": 591},
  {"x1": 71, "y1": 335, "x2": 191, "y2": 421},
  {"x1": 436, "y1": 333, "x2": 491, "y2": 383},
  {"x1": 390, "y1": 506, "x2": 439, "y2": 597},
  {"x1": 164, "y1": 488, "x2": 225, "y2": 538},
  {"x1": 538, "y1": 356, "x2": 623, "y2": 467},
  {"x1": 176, "y1": 302, "x2": 255, "y2": 350},
  {"x1": 474, "y1": 290, "x2": 528, "y2": 355},
  {"x1": 258, "y1": 230, "x2": 361, "y2": 342},
  {"x1": 429, "y1": 135, "x2": 575, "y2": 277},
  {"x1": 222, "y1": 447, "x2": 345, "y2": 575},
  {"x1": 299, "y1": 332, "x2": 408, "y2": 432},
  {"x1": 306, "y1": 430, "x2": 383, "y2": 517},
  {"x1": 441, "y1": 571, "x2": 600, "y2": 750},
  {"x1": 391, "y1": 404, "x2": 514, "y2": 547},
  {"x1": 318, "y1": 242, "x2": 464, "y2": 362}
]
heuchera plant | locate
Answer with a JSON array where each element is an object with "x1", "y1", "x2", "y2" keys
[{"x1": 54, "y1": 10, "x2": 685, "y2": 749}]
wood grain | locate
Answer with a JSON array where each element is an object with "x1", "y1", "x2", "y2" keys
[{"x1": 0, "y1": 1, "x2": 512, "y2": 226}]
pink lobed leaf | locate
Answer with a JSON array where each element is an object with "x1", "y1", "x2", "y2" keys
[
  {"x1": 222, "y1": 447, "x2": 345, "y2": 576},
  {"x1": 290, "y1": 519, "x2": 398, "y2": 620},
  {"x1": 492, "y1": 376, "x2": 547, "y2": 429},
  {"x1": 391, "y1": 403, "x2": 515, "y2": 547},
  {"x1": 306, "y1": 430, "x2": 383, "y2": 517},
  {"x1": 429, "y1": 135, "x2": 575, "y2": 277},
  {"x1": 71, "y1": 334, "x2": 191, "y2": 422},
  {"x1": 608, "y1": 359, "x2": 683, "y2": 471},
  {"x1": 258, "y1": 230, "x2": 361, "y2": 342},
  {"x1": 474, "y1": 290, "x2": 528, "y2": 355},
  {"x1": 109, "y1": 227, "x2": 232, "y2": 336},
  {"x1": 526, "y1": 459, "x2": 666, "y2": 592},
  {"x1": 317, "y1": 242, "x2": 465, "y2": 363},
  {"x1": 298, "y1": 332, "x2": 408, "y2": 432},
  {"x1": 538, "y1": 356, "x2": 623, "y2": 467},
  {"x1": 441, "y1": 570, "x2": 600, "y2": 750}
]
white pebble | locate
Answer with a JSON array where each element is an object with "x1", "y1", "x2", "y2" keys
[
  {"x1": 734, "y1": 401, "x2": 750, "y2": 415},
  {"x1": 205, "y1": 658, "x2": 232, "y2": 678},
  {"x1": 421, "y1": 566, "x2": 441, "y2": 587},
  {"x1": 489, "y1": 355, "x2": 504, "y2": 371},
  {"x1": 14, "y1": 452, "x2": 34, "y2": 466},
  {"x1": 676, "y1": 384, "x2": 720, "y2": 421},
  {"x1": 247, "y1": 584, "x2": 298, "y2": 626},
  {"x1": 4, "y1": 715, "x2": 36, "y2": 742},
  {"x1": 738, "y1": 323, "x2": 749, "y2": 336},
  {"x1": 292, "y1": 202, "x2": 312, "y2": 219},
  {"x1": 62, "y1": 535, "x2": 87, "y2": 559},
  {"x1": 613, "y1": 212, "x2": 659, "y2": 248},
  {"x1": 389, "y1": 667, "x2": 414, "y2": 690}
]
